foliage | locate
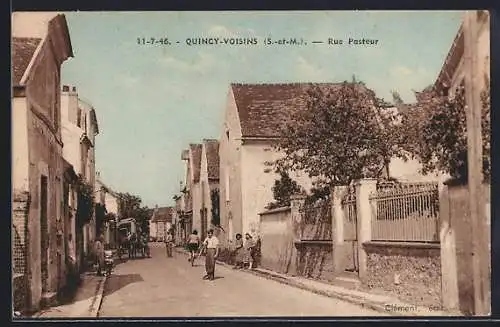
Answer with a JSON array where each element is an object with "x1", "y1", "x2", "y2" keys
[
  {"x1": 273, "y1": 80, "x2": 401, "y2": 190},
  {"x1": 117, "y1": 192, "x2": 152, "y2": 233},
  {"x1": 210, "y1": 189, "x2": 220, "y2": 226},
  {"x1": 95, "y1": 203, "x2": 107, "y2": 237},
  {"x1": 266, "y1": 170, "x2": 304, "y2": 209},
  {"x1": 75, "y1": 175, "x2": 94, "y2": 227},
  {"x1": 304, "y1": 185, "x2": 331, "y2": 206},
  {"x1": 394, "y1": 75, "x2": 490, "y2": 183}
]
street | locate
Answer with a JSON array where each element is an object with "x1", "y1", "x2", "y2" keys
[{"x1": 99, "y1": 243, "x2": 387, "y2": 317}]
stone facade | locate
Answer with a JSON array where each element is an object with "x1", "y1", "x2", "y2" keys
[
  {"x1": 363, "y1": 242, "x2": 442, "y2": 308},
  {"x1": 12, "y1": 13, "x2": 73, "y2": 311}
]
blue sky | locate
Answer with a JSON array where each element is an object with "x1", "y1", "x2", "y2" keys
[{"x1": 61, "y1": 11, "x2": 463, "y2": 208}]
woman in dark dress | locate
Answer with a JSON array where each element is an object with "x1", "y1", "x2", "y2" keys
[{"x1": 232, "y1": 233, "x2": 244, "y2": 269}]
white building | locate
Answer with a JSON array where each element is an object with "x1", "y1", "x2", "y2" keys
[{"x1": 60, "y1": 85, "x2": 99, "y2": 255}]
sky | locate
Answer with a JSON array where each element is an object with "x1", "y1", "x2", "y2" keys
[{"x1": 60, "y1": 10, "x2": 464, "y2": 208}]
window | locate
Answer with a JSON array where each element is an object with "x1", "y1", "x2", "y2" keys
[
  {"x1": 225, "y1": 170, "x2": 230, "y2": 202},
  {"x1": 77, "y1": 108, "x2": 82, "y2": 127}
]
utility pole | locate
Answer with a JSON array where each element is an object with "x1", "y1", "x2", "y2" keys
[{"x1": 463, "y1": 10, "x2": 490, "y2": 315}]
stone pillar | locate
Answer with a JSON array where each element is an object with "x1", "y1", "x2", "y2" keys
[
  {"x1": 331, "y1": 186, "x2": 347, "y2": 275},
  {"x1": 439, "y1": 184, "x2": 460, "y2": 311},
  {"x1": 289, "y1": 194, "x2": 306, "y2": 276},
  {"x1": 354, "y1": 178, "x2": 377, "y2": 283}
]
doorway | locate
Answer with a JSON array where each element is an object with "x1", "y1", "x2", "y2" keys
[{"x1": 40, "y1": 175, "x2": 49, "y2": 293}]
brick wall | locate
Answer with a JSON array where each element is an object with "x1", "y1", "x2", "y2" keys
[
  {"x1": 13, "y1": 190, "x2": 30, "y2": 274},
  {"x1": 12, "y1": 190, "x2": 30, "y2": 312},
  {"x1": 363, "y1": 241, "x2": 441, "y2": 308}
]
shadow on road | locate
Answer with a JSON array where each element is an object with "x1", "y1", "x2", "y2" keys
[{"x1": 104, "y1": 273, "x2": 144, "y2": 297}]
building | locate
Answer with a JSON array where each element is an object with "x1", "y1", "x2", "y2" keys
[
  {"x1": 150, "y1": 206, "x2": 173, "y2": 242},
  {"x1": 61, "y1": 159, "x2": 79, "y2": 290},
  {"x1": 172, "y1": 194, "x2": 184, "y2": 245},
  {"x1": 199, "y1": 139, "x2": 220, "y2": 239},
  {"x1": 95, "y1": 175, "x2": 120, "y2": 247},
  {"x1": 219, "y1": 83, "x2": 320, "y2": 244},
  {"x1": 180, "y1": 145, "x2": 203, "y2": 237},
  {"x1": 434, "y1": 11, "x2": 490, "y2": 97},
  {"x1": 60, "y1": 86, "x2": 99, "y2": 257},
  {"x1": 11, "y1": 13, "x2": 73, "y2": 311}
]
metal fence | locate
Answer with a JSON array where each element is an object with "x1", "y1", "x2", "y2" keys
[
  {"x1": 342, "y1": 187, "x2": 357, "y2": 241},
  {"x1": 369, "y1": 182, "x2": 440, "y2": 242}
]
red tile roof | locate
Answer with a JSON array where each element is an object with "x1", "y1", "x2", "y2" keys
[
  {"x1": 203, "y1": 139, "x2": 219, "y2": 180},
  {"x1": 12, "y1": 37, "x2": 42, "y2": 86},
  {"x1": 231, "y1": 83, "x2": 355, "y2": 138},
  {"x1": 151, "y1": 206, "x2": 173, "y2": 223},
  {"x1": 190, "y1": 144, "x2": 203, "y2": 183}
]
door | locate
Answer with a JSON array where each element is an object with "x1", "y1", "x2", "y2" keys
[
  {"x1": 201, "y1": 208, "x2": 207, "y2": 240},
  {"x1": 40, "y1": 175, "x2": 49, "y2": 293},
  {"x1": 342, "y1": 191, "x2": 359, "y2": 273}
]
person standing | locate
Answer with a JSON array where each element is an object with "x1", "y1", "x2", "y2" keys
[
  {"x1": 232, "y1": 233, "x2": 245, "y2": 269},
  {"x1": 186, "y1": 230, "x2": 200, "y2": 264},
  {"x1": 199, "y1": 229, "x2": 219, "y2": 280},
  {"x1": 243, "y1": 233, "x2": 255, "y2": 269},
  {"x1": 165, "y1": 231, "x2": 174, "y2": 257},
  {"x1": 94, "y1": 235, "x2": 105, "y2": 276}
]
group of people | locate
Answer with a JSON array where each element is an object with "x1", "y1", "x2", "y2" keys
[
  {"x1": 184, "y1": 229, "x2": 260, "y2": 281},
  {"x1": 231, "y1": 232, "x2": 261, "y2": 270}
]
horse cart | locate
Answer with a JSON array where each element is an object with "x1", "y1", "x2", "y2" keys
[{"x1": 117, "y1": 218, "x2": 149, "y2": 259}]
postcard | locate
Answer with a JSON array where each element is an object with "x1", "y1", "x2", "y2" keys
[{"x1": 11, "y1": 10, "x2": 491, "y2": 319}]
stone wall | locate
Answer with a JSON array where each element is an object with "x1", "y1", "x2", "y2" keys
[
  {"x1": 295, "y1": 242, "x2": 336, "y2": 281},
  {"x1": 363, "y1": 241, "x2": 441, "y2": 308}
]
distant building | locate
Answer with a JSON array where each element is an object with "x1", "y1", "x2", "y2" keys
[
  {"x1": 60, "y1": 86, "x2": 100, "y2": 258},
  {"x1": 150, "y1": 206, "x2": 173, "y2": 242},
  {"x1": 200, "y1": 139, "x2": 220, "y2": 239},
  {"x1": 95, "y1": 176, "x2": 119, "y2": 247}
]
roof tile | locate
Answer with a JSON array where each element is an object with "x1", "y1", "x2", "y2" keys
[
  {"x1": 190, "y1": 144, "x2": 203, "y2": 183},
  {"x1": 151, "y1": 207, "x2": 173, "y2": 223},
  {"x1": 203, "y1": 139, "x2": 219, "y2": 180},
  {"x1": 12, "y1": 37, "x2": 42, "y2": 86},
  {"x1": 231, "y1": 83, "x2": 355, "y2": 138}
]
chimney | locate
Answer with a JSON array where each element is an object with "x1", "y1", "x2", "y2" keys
[{"x1": 62, "y1": 85, "x2": 69, "y2": 92}]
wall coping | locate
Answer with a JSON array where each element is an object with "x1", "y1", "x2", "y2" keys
[
  {"x1": 259, "y1": 206, "x2": 291, "y2": 216},
  {"x1": 294, "y1": 240, "x2": 332, "y2": 246},
  {"x1": 363, "y1": 241, "x2": 440, "y2": 250}
]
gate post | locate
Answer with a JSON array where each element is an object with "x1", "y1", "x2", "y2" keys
[
  {"x1": 331, "y1": 186, "x2": 347, "y2": 275},
  {"x1": 289, "y1": 194, "x2": 306, "y2": 276},
  {"x1": 355, "y1": 178, "x2": 377, "y2": 283}
]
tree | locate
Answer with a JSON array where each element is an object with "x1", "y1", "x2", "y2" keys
[
  {"x1": 117, "y1": 192, "x2": 152, "y2": 233},
  {"x1": 267, "y1": 170, "x2": 304, "y2": 209},
  {"x1": 273, "y1": 81, "x2": 401, "y2": 190},
  {"x1": 394, "y1": 75, "x2": 490, "y2": 183},
  {"x1": 75, "y1": 174, "x2": 94, "y2": 227},
  {"x1": 95, "y1": 203, "x2": 107, "y2": 237}
]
